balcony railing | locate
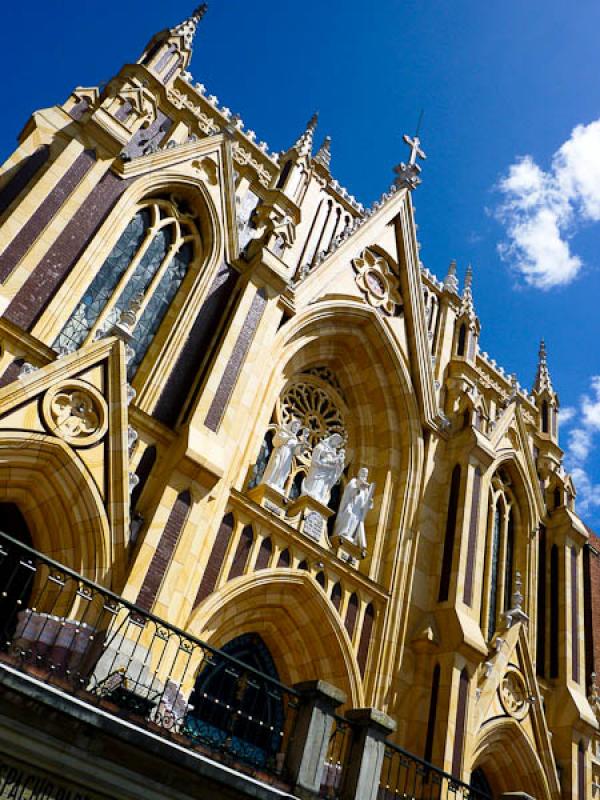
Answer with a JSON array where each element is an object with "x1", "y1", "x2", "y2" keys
[
  {"x1": 0, "y1": 530, "x2": 299, "y2": 785},
  {"x1": 379, "y1": 742, "x2": 490, "y2": 800},
  {"x1": 0, "y1": 530, "x2": 490, "y2": 800},
  {"x1": 320, "y1": 712, "x2": 353, "y2": 798}
]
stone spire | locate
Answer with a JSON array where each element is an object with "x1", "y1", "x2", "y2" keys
[
  {"x1": 534, "y1": 339, "x2": 555, "y2": 394},
  {"x1": 443, "y1": 259, "x2": 459, "y2": 294},
  {"x1": 459, "y1": 264, "x2": 479, "y2": 324},
  {"x1": 139, "y1": 3, "x2": 208, "y2": 79},
  {"x1": 170, "y1": 4, "x2": 208, "y2": 50},
  {"x1": 314, "y1": 136, "x2": 332, "y2": 170},
  {"x1": 292, "y1": 113, "x2": 318, "y2": 159}
]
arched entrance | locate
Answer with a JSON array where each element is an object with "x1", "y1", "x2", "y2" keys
[
  {"x1": 471, "y1": 767, "x2": 494, "y2": 798},
  {"x1": 190, "y1": 571, "x2": 363, "y2": 706},
  {"x1": 472, "y1": 719, "x2": 557, "y2": 800},
  {"x1": 0, "y1": 503, "x2": 34, "y2": 645},
  {"x1": 182, "y1": 633, "x2": 284, "y2": 768}
]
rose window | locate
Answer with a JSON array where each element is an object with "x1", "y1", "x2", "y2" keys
[{"x1": 278, "y1": 379, "x2": 347, "y2": 450}]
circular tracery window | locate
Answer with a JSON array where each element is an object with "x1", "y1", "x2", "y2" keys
[{"x1": 278, "y1": 378, "x2": 347, "y2": 450}]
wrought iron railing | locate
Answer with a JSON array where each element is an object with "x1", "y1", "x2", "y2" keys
[
  {"x1": 0, "y1": 530, "x2": 299, "y2": 782},
  {"x1": 379, "y1": 741, "x2": 491, "y2": 800},
  {"x1": 320, "y1": 712, "x2": 353, "y2": 798}
]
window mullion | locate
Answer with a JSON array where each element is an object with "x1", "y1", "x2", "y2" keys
[
  {"x1": 85, "y1": 226, "x2": 157, "y2": 343},
  {"x1": 132, "y1": 237, "x2": 182, "y2": 324},
  {"x1": 497, "y1": 501, "x2": 509, "y2": 619},
  {"x1": 480, "y1": 499, "x2": 494, "y2": 637}
]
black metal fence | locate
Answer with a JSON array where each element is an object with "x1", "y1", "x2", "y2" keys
[
  {"x1": 0, "y1": 530, "x2": 299, "y2": 782},
  {"x1": 379, "y1": 741, "x2": 491, "y2": 800},
  {"x1": 0, "y1": 530, "x2": 491, "y2": 800}
]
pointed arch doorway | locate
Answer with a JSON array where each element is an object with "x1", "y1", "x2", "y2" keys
[
  {"x1": 471, "y1": 767, "x2": 494, "y2": 799},
  {"x1": 182, "y1": 633, "x2": 285, "y2": 769},
  {"x1": 472, "y1": 719, "x2": 556, "y2": 800}
]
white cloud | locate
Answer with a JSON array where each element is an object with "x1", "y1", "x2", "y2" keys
[
  {"x1": 559, "y1": 406, "x2": 576, "y2": 424},
  {"x1": 496, "y1": 119, "x2": 600, "y2": 289},
  {"x1": 568, "y1": 428, "x2": 593, "y2": 462},
  {"x1": 563, "y1": 375, "x2": 600, "y2": 516}
]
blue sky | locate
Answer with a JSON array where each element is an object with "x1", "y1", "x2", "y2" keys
[{"x1": 2, "y1": 1, "x2": 599, "y2": 524}]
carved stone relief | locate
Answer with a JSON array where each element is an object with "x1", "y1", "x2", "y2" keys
[{"x1": 42, "y1": 380, "x2": 108, "y2": 447}]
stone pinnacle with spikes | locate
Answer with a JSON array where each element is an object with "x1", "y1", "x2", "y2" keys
[
  {"x1": 292, "y1": 113, "x2": 318, "y2": 158},
  {"x1": 534, "y1": 339, "x2": 554, "y2": 394},
  {"x1": 314, "y1": 136, "x2": 332, "y2": 170},
  {"x1": 460, "y1": 264, "x2": 478, "y2": 323},
  {"x1": 171, "y1": 3, "x2": 208, "y2": 49}
]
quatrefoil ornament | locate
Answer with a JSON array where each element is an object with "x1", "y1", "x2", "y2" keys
[
  {"x1": 42, "y1": 380, "x2": 108, "y2": 447},
  {"x1": 352, "y1": 248, "x2": 402, "y2": 315}
]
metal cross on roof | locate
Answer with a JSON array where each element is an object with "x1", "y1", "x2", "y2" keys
[{"x1": 403, "y1": 133, "x2": 427, "y2": 166}]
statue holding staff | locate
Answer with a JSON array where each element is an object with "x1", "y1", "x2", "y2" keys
[{"x1": 333, "y1": 467, "x2": 375, "y2": 552}]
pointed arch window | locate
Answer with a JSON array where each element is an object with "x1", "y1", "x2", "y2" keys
[
  {"x1": 54, "y1": 195, "x2": 202, "y2": 378},
  {"x1": 457, "y1": 323, "x2": 467, "y2": 357},
  {"x1": 481, "y1": 472, "x2": 518, "y2": 640},
  {"x1": 487, "y1": 502, "x2": 502, "y2": 638}
]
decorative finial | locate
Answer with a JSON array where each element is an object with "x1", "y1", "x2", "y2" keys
[
  {"x1": 443, "y1": 259, "x2": 459, "y2": 294},
  {"x1": 459, "y1": 263, "x2": 479, "y2": 327},
  {"x1": 393, "y1": 132, "x2": 427, "y2": 190},
  {"x1": 533, "y1": 338, "x2": 554, "y2": 394},
  {"x1": 292, "y1": 112, "x2": 319, "y2": 158},
  {"x1": 171, "y1": 3, "x2": 208, "y2": 49},
  {"x1": 502, "y1": 570, "x2": 529, "y2": 628},
  {"x1": 512, "y1": 571, "x2": 523, "y2": 611},
  {"x1": 464, "y1": 264, "x2": 473, "y2": 291},
  {"x1": 314, "y1": 136, "x2": 332, "y2": 170}
]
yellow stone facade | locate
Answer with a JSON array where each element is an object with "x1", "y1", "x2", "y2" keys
[{"x1": 0, "y1": 5, "x2": 598, "y2": 799}]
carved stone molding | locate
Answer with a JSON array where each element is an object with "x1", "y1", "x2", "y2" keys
[
  {"x1": 42, "y1": 380, "x2": 108, "y2": 447},
  {"x1": 499, "y1": 668, "x2": 529, "y2": 721},
  {"x1": 352, "y1": 249, "x2": 402, "y2": 315}
]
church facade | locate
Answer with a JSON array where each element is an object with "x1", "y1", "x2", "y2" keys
[{"x1": 0, "y1": 6, "x2": 598, "y2": 799}]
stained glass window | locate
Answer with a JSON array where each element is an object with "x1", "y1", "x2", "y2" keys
[
  {"x1": 483, "y1": 471, "x2": 520, "y2": 640},
  {"x1": 487, "y1": 504, "x2": 502, "y2": 638},
  {"x1": 54, "y1": 196, "x2": 201, "y2": 378}
]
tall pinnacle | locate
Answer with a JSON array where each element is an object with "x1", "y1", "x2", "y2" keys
[
  {"x1": 464, "y1": 263, "x2": 473, "y2": 291},
  {"x1": 292, "y1": 113, "x2": 319, "y2": 158},
  {"x1": 314, "y1": 136, "x2": 332, "y2": 170},
  {"x1": 460, "y1": 264, "x2": 477, "y2": 321},
  {"x1": 534, "y1": 339, "x2": 554, "y2": 394},
  {"x1": 443, "y1": 259, "x2": 459, "y2": 294},
  {"x1": 171, "y1": 3, "x2": 208, "y2": 49}
]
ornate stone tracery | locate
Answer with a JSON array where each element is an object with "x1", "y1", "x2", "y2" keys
[
  {"x1": 250, "y1": 370, "x2": 350, "y2": 504},
  {"x1": 352, "y1": 248, "x2": 402, "y2": 315},
  {"x1": 42, "y1": 381, "x2": 108, "y2": 447},
  {"x1": 499, "y1": 668, "x2": 529, "y2": 720},
  {"x1": 278, "y1": 378, "x2": 347, "y2": 451}
]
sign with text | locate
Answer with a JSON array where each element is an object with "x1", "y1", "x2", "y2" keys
[{"x1": 0, "y1": 754, "x2": 111, "y2": 800}]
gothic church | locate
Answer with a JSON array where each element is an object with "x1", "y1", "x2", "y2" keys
[{"x1": 0, "y1": 6, "x2": 598, "y2": 800}]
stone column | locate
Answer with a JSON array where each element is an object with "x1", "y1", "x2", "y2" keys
[
  {"x1": 341, "y1": 708, "x2": 396, "y2": 800},
  {"x1": 286, "y1": 680, "x2": 346, "y2": 798}
]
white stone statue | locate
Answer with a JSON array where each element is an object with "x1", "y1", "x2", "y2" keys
[
  {"x1": 333, "y1": 467, "x2": 375, "y2": 552},
  {"x1": 301, "y1": 433, "x2": 345, "y2": 506},
  {"x1": 261, "y1": 418, "x2": 306, "y2": 492}
]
